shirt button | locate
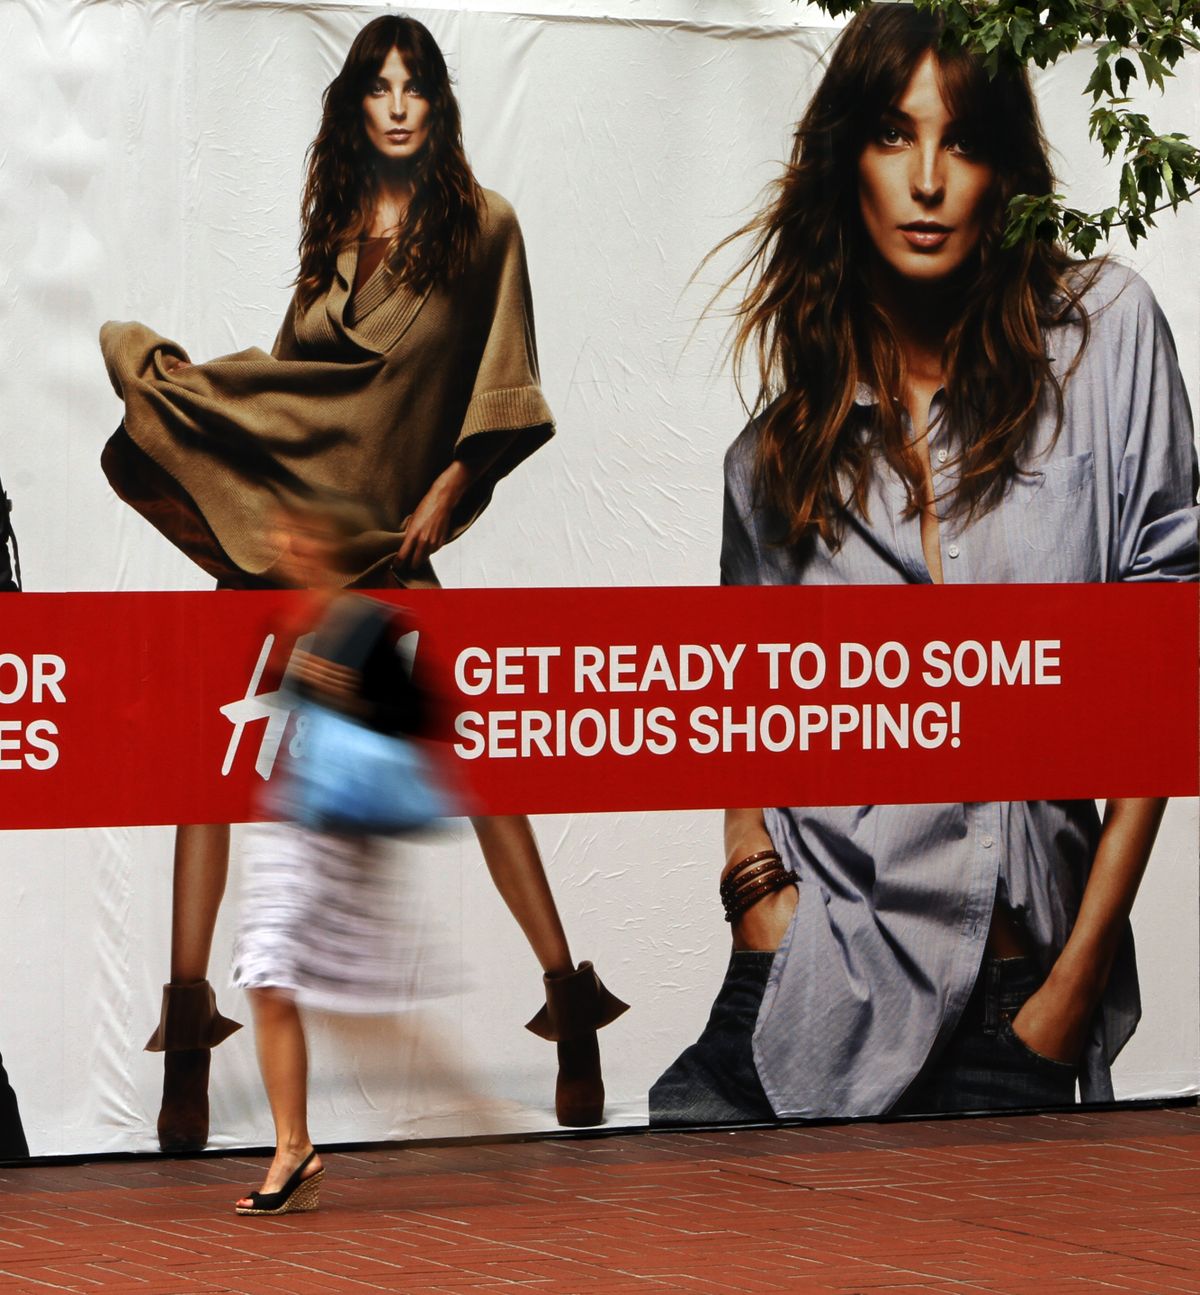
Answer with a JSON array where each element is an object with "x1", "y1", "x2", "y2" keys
[
  {"x1": 947, "y1": 543, "x2": 960, "y2": 559},
  {"x1": 981, "y1": 836, "x2": 995, "y2": 848},
  {"x1": 936, "y1": 449, "x2": 948, "y2": 464}
]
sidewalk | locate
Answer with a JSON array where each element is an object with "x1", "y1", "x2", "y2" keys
[{"x1": 1, "y1": 1105, "x2": 1199, "y2": 1294}]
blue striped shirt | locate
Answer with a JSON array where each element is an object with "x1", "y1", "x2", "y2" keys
[{"x1": 720, "y1": 264, "x2": 1199, "y2": 1116}]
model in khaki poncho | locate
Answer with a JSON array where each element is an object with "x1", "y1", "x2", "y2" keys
[
  {"x1": 99, "y1": 15, "x2": 626, "y2": 1200},
  {"x1": 101, "y1": 189, "x2": 552, "y2": 587}
]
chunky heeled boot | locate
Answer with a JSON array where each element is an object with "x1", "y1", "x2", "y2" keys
[
  {"x1": 144, "y1": 980, "x2": 241, "y2": 1154},
  {"x1": 525, "y1": 961, "x2": 629, "y2": 1127}
]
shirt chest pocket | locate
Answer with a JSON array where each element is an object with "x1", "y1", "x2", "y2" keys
[{"x1": 1013, "y1": 450, "x2": 1101, "y2": 582}]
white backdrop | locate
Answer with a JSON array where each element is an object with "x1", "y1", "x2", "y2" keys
[{"x1": 0, "y1": 0, "x2": 1196, "y2": 1156}]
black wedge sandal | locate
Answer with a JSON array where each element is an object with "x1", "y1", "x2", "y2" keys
[{"x1": 235, "y1": 1148, "x2": 324, "y2": 1216}]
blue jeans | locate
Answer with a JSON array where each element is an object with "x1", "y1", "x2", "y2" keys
[
  {"x1": 649, "y1": 951, "x2": 776, "y2": 1126},
  {"x1": 648, "y1": 952, "x2": 1077, "y2": 1126},
  {"x1": 894, "y1": 955, "x2": 1079, "y2": 1115}
]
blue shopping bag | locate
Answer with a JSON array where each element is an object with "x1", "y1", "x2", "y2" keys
[{"x1": 273, "y1": 699, "x2": 459, "y2": 835}]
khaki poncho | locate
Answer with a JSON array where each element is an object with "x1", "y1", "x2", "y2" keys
[{"x1": 100, "y1": 191, "x2": 553, "y2": 585}]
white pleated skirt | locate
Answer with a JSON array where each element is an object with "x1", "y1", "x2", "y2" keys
[{"x1": 232, "y1": 820, "x2": 425, "y2": 1014}]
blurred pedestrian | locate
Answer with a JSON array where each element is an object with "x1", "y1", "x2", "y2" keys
[{"x1": 232, "y1": 497, "x2": 429, "y2": 1215}]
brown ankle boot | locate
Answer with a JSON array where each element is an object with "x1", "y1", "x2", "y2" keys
[
  {"x1": 145, "y1": 981, "x2": 241, "y2": 1154},
  {"x1": 525, "y1": 962, "x2": 628, "y2": 1127}
]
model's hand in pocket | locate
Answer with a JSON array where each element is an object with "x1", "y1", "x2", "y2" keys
[
  {"x1": 1010, "y1": 797, "x2": 1168, "y2": 1067},
  {"x1": 1010, "y1": 978, "x2": 1090, "y2": 1066},
  {"x1": 731, "y1": 884, "x2": 798, "y2": 952}
]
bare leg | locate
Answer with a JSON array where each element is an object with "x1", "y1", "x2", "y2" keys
[
  {"x1": 469, "y1": 814, "x2": 627, "y2": 1126},
  {"x1": 470, "y1": 814, "x2": 572, "y2": 975},
  {"x1": 170, "y1": 823, "x2": 230, "y2": 982},
  {"x1": 236, "y1": 988, "x2": 322, "y2": 1204}
]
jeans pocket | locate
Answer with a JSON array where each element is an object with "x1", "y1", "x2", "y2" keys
[{"x1": 1001, "y1": 1019, "x2": 1077, "y2": 1074}]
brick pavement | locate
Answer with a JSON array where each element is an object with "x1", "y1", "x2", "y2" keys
[{"x1": 1, "y1": 1106, "x2": 1199, "y2": 1294}]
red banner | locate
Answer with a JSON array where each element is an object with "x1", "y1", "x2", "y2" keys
[{"x1": 0, "y1": 585, "x2": 1195, "y2": 828}]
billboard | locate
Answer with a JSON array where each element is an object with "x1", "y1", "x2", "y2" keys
[{"x1": 0, "y1": 0, "x2": 1196, "y2": 1167}]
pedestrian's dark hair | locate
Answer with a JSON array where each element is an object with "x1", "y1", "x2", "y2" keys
[
  {"x1": 721, "y1": 2, "x2": 1092, "y2": 548},
  {"x1": 296, "y1": 14, "x2": 483, "y2": 308}
]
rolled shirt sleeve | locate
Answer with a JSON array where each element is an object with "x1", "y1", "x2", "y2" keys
[{"x1": 1109, "y1": 274, "x2": 1200, "y2": 581}]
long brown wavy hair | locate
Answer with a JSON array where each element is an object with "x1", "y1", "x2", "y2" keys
[
  {"x1": 725, "y1": 4, "x2": 1090, "y2": 548},
  {"x1": 296, "y1": 15, "x2": 483, "y2": 307}
]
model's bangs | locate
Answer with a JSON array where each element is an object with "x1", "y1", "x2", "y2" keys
[
  {"x1": 341, "y1": 21, "x2": 403, "y2": 95},
  {"x1": 933, "y1": 52, "x2": 1002, "y2": 158},
  {"x1": 387, "y1": 24, "x2": 451, "y2": 106},
  {"x1": 380, "y1": 37, "x2": 427, "y2": 92},
  {"x1": 837, "y1": 11, "x2": 941, "y2": 152},
  {"x1": 850, "y1": 62, "x2": 917, "y2": 144}
]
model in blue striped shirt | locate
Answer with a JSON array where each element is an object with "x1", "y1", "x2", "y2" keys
[{"x1": 651, "y1": 3, "x2": 1198, "y2": 1125}]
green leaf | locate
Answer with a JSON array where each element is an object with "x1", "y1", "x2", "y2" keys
[
  {"x1": 1160, "y1": 36, "x2": 1185, "y2": 67},
  {"x1": 1104, "y1": 11, "x2": 1134, "y2": 44},
  {"x1": 1137, "y1": 49, "x2": 1168, "y2": 89},
  {"x1": 1085, "y1": 58, "x2": 1115, "y2": 102},
  {"x1": 1009, "y1": 13, "x2": 1035, "y2": 55},
  {"x1": 977, "y1": 19, "x2": 1004, "y2": 53},
  {"x1": 1089, "y1": 106, "x2": 1124, "y2": 156}
]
